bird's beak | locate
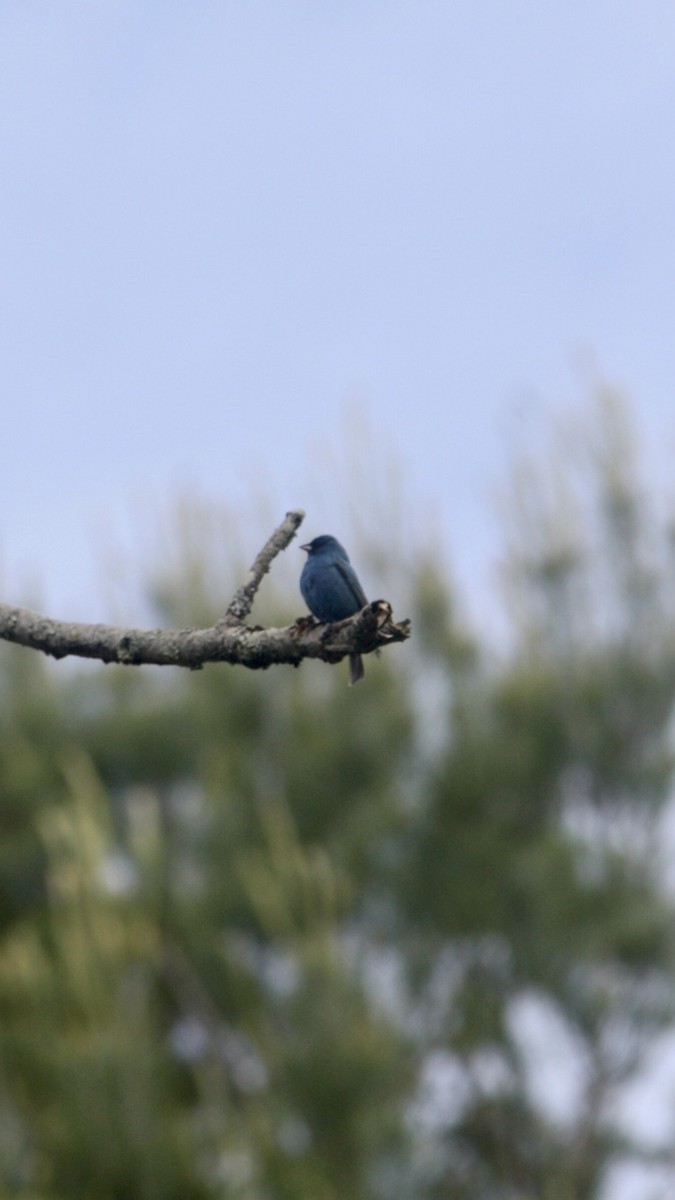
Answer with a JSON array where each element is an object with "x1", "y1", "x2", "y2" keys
[{"x1": 300, "y1": 543, "x2": 311, "y2": 552}]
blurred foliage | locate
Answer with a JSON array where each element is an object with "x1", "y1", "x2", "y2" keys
[{"x1": 2, "y1": 397, "x2": 675, "y2": 1198}]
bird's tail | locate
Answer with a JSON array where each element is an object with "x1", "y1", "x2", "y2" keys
[{"x1": 349, "y1": 653, "x2": 365, "y2": 686}]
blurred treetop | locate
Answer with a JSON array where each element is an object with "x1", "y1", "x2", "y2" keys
[{"x1": 1, "y1": 394, "x2": 675, "y2": 1200}]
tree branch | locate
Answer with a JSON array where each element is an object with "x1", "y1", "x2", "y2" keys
[
  {"x1": 221, "y1": 507, "x2": 305, "y2": 623},
  {"x1": 0, "y1": 510, "x2": 411, "y2": 674}
]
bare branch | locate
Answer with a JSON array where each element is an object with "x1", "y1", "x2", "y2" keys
[
  {"x1": 222, "y1": 508, "x2": 306, "y2": 623},
  {"x1": 0, "y1": 510, "x2": 411, "y2": 675}
]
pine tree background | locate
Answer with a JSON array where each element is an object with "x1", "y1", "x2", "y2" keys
[{"x1": 2, "y1": 396, "x2": 675, "y2": 1200}]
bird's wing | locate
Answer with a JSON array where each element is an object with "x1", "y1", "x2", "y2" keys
[{"x1": 334, "y1": 558, "x2": 368, "y2": 609}]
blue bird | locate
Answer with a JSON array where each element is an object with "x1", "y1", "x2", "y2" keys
[{"x1": 300, "y1": 535, "x2": 368, "y2": 685}]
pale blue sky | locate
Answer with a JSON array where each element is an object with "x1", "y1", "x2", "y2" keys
[{"x1": 2, "y1": 1, "x2": 675, "y2": 621}]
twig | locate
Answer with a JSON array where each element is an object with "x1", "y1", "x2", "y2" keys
[{"x1": 222, "y1": 508, "x2": 305, "y2": 623}]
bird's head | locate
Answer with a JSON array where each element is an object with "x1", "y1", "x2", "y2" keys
[{"x1": 300, "y1": 535, "x2": 349, "y2": 560}]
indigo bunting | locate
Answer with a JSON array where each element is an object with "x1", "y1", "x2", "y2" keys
[{"x1": 300, "y1": 535, "x2": 368, "y2": 685}]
